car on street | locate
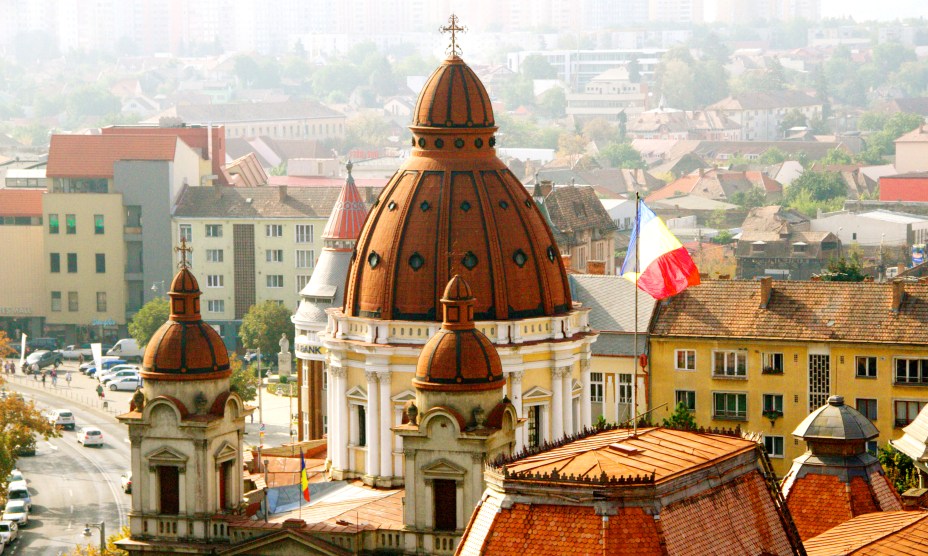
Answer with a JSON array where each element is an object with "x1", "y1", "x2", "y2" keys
[
  {"x1": 24, "y1": 350, "x2": 62, "y2": 371},
  {"x1": 109, "y1": 376, "x2": 142, "y2": 391},
  {"x1": 59, "y1": 344, "x2": 93, "y2": 360},
  {"x1": 5, "y1": 481, "x2": 30, "y2": 511},
  {"x1": 98, "y1": 366, "x2": 140, "y2": 384},
  {"x1": 13, "y1": 436, "x2": 35, "y2": 457},
  {"x1": 0, "y1": 520, "x2": 19, "y2": 545},
  {"x1": 120, "y1": 471, "x2": 132, "y2": 494},
  {"x1": 6, "y1": 470, "x2": 23, "y2": 484},
  {"x1": 46, "y1": 409, "x2": 76, "y2": 431},
  {"x1": 77, "y1": 427, "x2": 103, "y2": 447},
  {"x1": 2, "y1": 501, "x2": 27, "y2": 527},
  {"x1": 82, "y1": 358, "x2": 127, "y2": 377},
  {"x1": 24, "y1": 337, "x2": 58, "y2": 355}
]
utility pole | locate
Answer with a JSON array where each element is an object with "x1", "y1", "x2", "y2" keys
[{"x1": 257, "y1": 347, "x2": 264, "y2": 425}]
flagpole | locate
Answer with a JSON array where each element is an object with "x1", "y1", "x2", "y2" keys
[{"x1": 633, "y1": 192, "x2": 639, "y2": 436}]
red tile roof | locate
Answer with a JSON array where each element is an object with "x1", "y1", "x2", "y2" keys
[
  {"x1": 785, "y1": 473, "x2": 898, "y2": 540},
  {"x1": 804, "y1": 511, "x2": 928, "y2": 555},
  {"x1": 652, "y1": 280, "x2": 928, "y2": 345},
  {"x1": 46, "y1": 134, "x2": 179, "y2": 178},
  {"x1": 0, "y1": 189, "x2": 43, "y2": 217}
]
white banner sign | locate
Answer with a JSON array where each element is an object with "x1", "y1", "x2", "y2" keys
[
  {"x1": 19, "y1": 334, "x2": 26, "y2": 366},
  {"x1": 91, "y1": 343, "x2": 103, "y2": 374}
]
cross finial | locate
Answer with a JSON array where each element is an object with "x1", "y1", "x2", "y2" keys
[
  {"x1": 440, "y1": 14, "x2": 466, "y2": 57},
  {"x1": 175, "y1": 237, "x2": 193, "y2": 269}
]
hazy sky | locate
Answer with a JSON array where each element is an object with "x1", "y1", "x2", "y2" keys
[{"x1": 820, "y1": 0, "x2": 928, "y2": 21}]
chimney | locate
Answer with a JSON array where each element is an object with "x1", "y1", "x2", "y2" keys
[
  {"x1": 586, "y1": 260, "x2": 606, "y2": 275},
  {"x1": 892, "y1": 280, "x2": 906, "y2": 313},
  {"x1": 901, "y1": 488, "x2": 928, "y2": 511},
  {"x1": 759, "y1": 276, "x2": 773, "y2": 309},
  {"x1": 278, "y1": 185, "x2": 287, "y2": 202}
]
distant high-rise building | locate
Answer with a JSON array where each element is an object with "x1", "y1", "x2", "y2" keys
[
  {"x1": 716, "y1": 0, "x2": 820, "y2": 23},
  {"x1": 649, "y1": 0, "x2": 704, "y2": 24}
]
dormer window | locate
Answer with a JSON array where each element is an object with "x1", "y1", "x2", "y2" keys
[
  {"x1": 792, "y1": 242, "x2": 807, "y2": 253},
  {"x1": 752, "y1": 241, "x2": 766, "y2": 253}
]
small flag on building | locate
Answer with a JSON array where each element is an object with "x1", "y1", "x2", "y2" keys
[
  {"x1": 300, "y1": 451, "x2": 310, "y2": 503},
  {"x1": 621, "y1": 199, "x2": 700, "y2": 300}
]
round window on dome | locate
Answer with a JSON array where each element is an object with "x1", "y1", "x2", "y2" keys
[
  {"x1": 435, "y1": 138, "x2": 444, "y2": 149},
  {"x1": 499, "y1": 200, "x2": 508, "y2": 209},
  {"x1": 489, "y1": 136, "x2": 496, "y2": 147},
  {"x1": 547, "y1": 246, "x2": 557, "y2": 262},
  {"x1": 388, "y1": 200, "x2": 397, "y2": 211},
  {"x1": 417, "y1": 137, "x2": 426, "y2": 148},
  {"x1": 474, "y1": 138, "x2": 483, "y2": 148},
  {"x1": 513, "y1": 249, "x2": 528, "y2": 268},
  {"x1": 420, "y1": 200, "x2": 430, "y2": 212},
  {"x1": 368, "y1": 251, "x2": 381, "y2": 268},
  {"x1": 461, "y1": 251, "x2": 478, "y2": 270},
  {"x1": 460, "y1": 200, "x2": 471, "y2": 212},
  {"x1": 409, "y1": 252, "x2": 425, "y2": 271},
  {"x1": 454, "y1": 138, "x2": 465, "y2": 149}
]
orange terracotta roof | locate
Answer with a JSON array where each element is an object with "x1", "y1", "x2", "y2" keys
[
  {"x1": 272, "y1": 483, "x2": 404, "y2": 532},
  {"x1": 652, "y1": 280, "x2": 928, "y2": 345},
  {"x1": 784, "y1": 473, "x2": 894, "y2": 540},
  {"x1": 47, "y1": 134, "x2": 179, "y2": 178},
  {"x1": 321, "y1": 167, "x2": 369, "y2": 241},
  {"x1": 805, "y1": 511, "x2": 928, "y2": 555},
  {"x1": 645, "y1": 173, "x2": 699, "y2": 202},
  {"x1": 0, "y1": 189, "x2": 43, "y2": 217},
  {"x1": 499, "y1": 427, "x2": 754, "y2": 484}
]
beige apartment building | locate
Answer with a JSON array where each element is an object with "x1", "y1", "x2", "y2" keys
[{"x1": 0, "y1": 190, "x2": 46, "y2": 340}]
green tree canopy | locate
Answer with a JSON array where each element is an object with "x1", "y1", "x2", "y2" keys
[
  {"x1": 519, "y1": 54, "x2": 557, "y2": 79},
  {"x1": 730, "y1": 188, "x2": 767, "y2": 210},
  {"x1": 239, "y1": 301, "x2": 293, "y2": 358},
  {"x1": 128, "y1": 298, "x2": 169, "y2": 348},
  {"x1": 820, "y1": 253, "x2": 865, "y2": 282},
  {"x1": 228, "y1": 357, "x2": 261, "y2": 403},
  {"x1": 598, "y1": 141, "x2": 646, "y2": 169},
  {"x1": 536, "y1": 87, "x2": 566, "y2": 119},
  {"x1": 0, "y1": 386, "x2": 61, "y2": 492},
  {"x1": 662, "y1": 401, "x2": 697, "y2": 430},
  {"x1": 878, "y1": 445, "x2": 919, "y2": 494}
]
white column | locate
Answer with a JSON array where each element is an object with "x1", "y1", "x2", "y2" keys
[
  {"x1": 379, "y1": 371, "x2": 392, "y2": 478},
  {"x1": 551, "y1": 367, "x2": 564, "y2": 440},
  {"x1": 510, "y1": 371, "x2": 524, "y2": 452},
  {"x1": 580, "y1": 359, "x2": 592, "y2": 430},
  {"x1": 335, "y1": 367, "x2": 349, "y2": 470},
  {"x1": 365, "y1": 371, "x2": 380, "y2": 478},
  {"x1": 562, "y1": 366, "x2": 573, "y2": 435}
]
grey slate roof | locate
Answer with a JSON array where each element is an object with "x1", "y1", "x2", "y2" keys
[
  {"x1": 172, "y1": 100, "x2": 344, "y2": 123},
  {"x1": 295, "y1": 249, "x2": 353, "y2": 325},
  {"x1": 792, "y1": 395, "x2": 879, "y2": 441},
  {"x1": 174, "y1": 185, "x2": 346, "y2": 219},
  {"x1": 569, "y1": 274, "x2": 655, "y2": 356}
]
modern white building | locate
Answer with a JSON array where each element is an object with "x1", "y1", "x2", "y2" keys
[{"x1": 810, "y1": 210, "x2": 928, "y2": 247}]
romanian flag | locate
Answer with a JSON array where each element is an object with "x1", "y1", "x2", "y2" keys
[
  {"x1": 300, "y1": 451, "x2": 310, "y2": 502},
  {"x1": 621, "y1": 199, "x2": 700, "y2": 299}
]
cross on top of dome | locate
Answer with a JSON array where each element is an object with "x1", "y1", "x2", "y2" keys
[
  {"x1": 441, "y1": 14, "x2": 466, "y2": 57},
  {"x1": 175, "y1": 237, "x2": 193, "y2": 269}
]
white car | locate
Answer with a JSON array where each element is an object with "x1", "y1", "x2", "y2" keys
[
  {"x1": 77, "y1": 427, "x2": 104, "y2": 447},
  {"x1": 109, "y1": 376, "x2": 142, "y2": 391},
  {"x1": 6, "y1": 470, "x2": 23, "y2": 484},
  {"x1": 1, "y1": 501, "x2": 27, "y2": 527},
  {"x1": 100, "y1": 368, "x2": 140, "y2": 386},
  {"x1": 6, "y1": 481, "x2": 30, "y2": 512},
  {"x1": 46, "y1": 409, "x2": 76, "y2": 431},
  {"x1": 0, "y1": 520, "x2": 19, "y2": 545}
]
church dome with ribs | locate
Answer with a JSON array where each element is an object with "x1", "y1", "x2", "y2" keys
[
  {"x1": 141, "y1": 264, "x2": 231, "y2": 380},
  {"x1": 343, "y1": 55, "x2": 572, "y2": 322}
]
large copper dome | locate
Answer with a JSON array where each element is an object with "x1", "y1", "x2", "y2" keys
[
  {"x1": 343, "y1": 55, "x2": 572, "y2": 321},
  {"x1": 141, "y1": 264, "x2": 231, "y2": 380}
]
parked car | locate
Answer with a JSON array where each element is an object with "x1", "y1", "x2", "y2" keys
[
  {"x1": 6, "y1": 470, "x2": 23, "y2": 484},
  {"x1": 120, "y1": 471, "x2": 132, "y2": 494},
  {"x1": 46, "y1": 409, "x2": 76, "y2": 431},
  {"x1": 6, "y1": 481, "x2": 30, "y2": 511},
  {"x1": 13, "y1": 437, "x2": 35, "y2": 457},
  {"x1": 1, "y1": 501, "x2": 27, "y2": 527},
  {"x1": 77, "y1": 427, "x2": 103, "y2": 447},
  {"x1": 0, "y1": 520, "x2": 19, "y2": 545},
  {"x1": 59, "y1": 344, "x2": 93, "y2": 360},
  {"x1": 79, "y1": 356, "x2": 122, "y2": 374},
  {"x1": 109, "y1": 376, "x2": 142, "y2": 391},
  {"x1": 83, "y1": 359, "x2": 127, "y2": 377},
  {"x1": 98, "y1": 366, "x2": 140, "y2": 384},
  {"x1": 106, "y1": 339, "x2": 144, "y2": 362},
  {"x1": 24, "y1": 350, "x2": 62, "y2": 371},
  {"x1": 24, "y1": 337, "x2": 57, "y2": 355}
]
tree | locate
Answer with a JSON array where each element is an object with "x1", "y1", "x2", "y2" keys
[
  {"x1": 239, "y1": 301, "x2": 293, "y2": 359},
  {"x1": 730, "y1": 188, "x2": 766, "y2": 210},
  {"x1": 128, "y1": 298, "x2": 169, "y2": 349},
  {"x1": 0, "y1": 385, "x2": 61, "y2": 491},
  {"x1": 519, "y1": 54, "x2": 557, "y2": 80},
  {"x1": 556, "y1": 132, "x2": 587, "y2": 159},
  {"x1": 820, "y1": 253, "x2": 865, "y2": 282},
  {"x1": 598, "y1": 141, "x2": 646, "y2": 169},
  {"x1": 626, "y1": 58, "x2": 641, "y2": 84},
  {"x1": 536, "y1": 87, "x2": 566, "y2": 119},
  {"x1": 779, "y1": 108, "x2": 808, "y2": 134},
  {"x1": 347, "y1": 111, "x2": 391, "y2": 147},
  {"x1": 581, "y1": 118, "x2": 615, "y2": 145},
  {"x1": 0, "y1": 331, "x2": 13, "y2": 359},
  {"x1": 228, "y1": 357, "x2": 260, "y2": 403},
  {"x1": 68, "y1": 525, "x2": 130, "y2": 555},
  {"x1": 758, "y1": 148, "x2": 788, "y2": 165},
  {"x1": 878, "y1": 445, "x2": 919, "y2": 494},
  {"x1": 818, "y1": 148, "x2": 853, "y2": 166},
  {"x1": 662, "y1": 402, "x2": 697, "y2": 430}
]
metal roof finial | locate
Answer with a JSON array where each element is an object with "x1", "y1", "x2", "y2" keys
[{"x1": 440, "y1": 14, "x2": 467, "y2": 57}]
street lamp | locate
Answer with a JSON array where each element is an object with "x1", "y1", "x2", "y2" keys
[
  {"x1": 84, "y1": 521, "x2": 106, "y2": 554},
  {"x1": 151, "y1": 280, "x2": 166, "y2": 299}
]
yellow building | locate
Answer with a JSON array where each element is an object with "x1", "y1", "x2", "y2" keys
[
  {"x1": 650, "y1": 277, "x2": 928, "y2": 476},
  {"x1": 0, "y1": 190, "x2": 46, "y2": 339}
]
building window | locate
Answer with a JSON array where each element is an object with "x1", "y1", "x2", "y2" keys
[
  {"x1": 94, "y1": 214, "x2": 104, "y2": 234},
  {"x1": 207, "y1": 299, "x2": 225, "y2": 313},
  {"x1": 51, "y1": 291, "x2": 61, "y2": 312},
  {"x1": 527, "y1": 405, "x2": 542, "y2": 448},
  {"x1": 206, "y1": 249, "x2": 223, "y2": 263},
  {"x1": 895, "y1": 358, "x2": 928, "y2": 385},
  {"x1": 763, "y1": 394, "x2": 783, "y2": 416},
  {"x1": 295, "y1": 249, "x2": 314, "y2": 269},
  {"x1": 66, "y1": 214, "x2": 76, "y2": 234},
  {"x1": 675, "y1": 349, "x2": 696, "y2": 371},
  {"x1": 357, "y1": 405, "x2": 366, "y2": 447},
  {"x1": 433, "y1": 479, "x2": 457, "y2": 531},
  {"x1": 295, "y1": 224, "x2": 313, "y2": 243},
  {"x1": 206, "y1": 224, "x2": 223, "y2": 238},
  {"x1": 67, "y1": 253, "x2": 77, "y2": 273},
  {"x1": 48, "y1": 213, "x2": 59, "y2": 234},
  {"x1": 675, "y1": 390, "x2": 696, "y2": 411},
  {"x1": 207, "y1": 275, "x2": 224, "y2": 288},
  {"x1": 856, "y1": 356, "x2": 877, "y2": 378},
  {"x1": 266, "y1": 224, "x2": 283, "y2": 237},
  {"x1": 590, "y1": 372, "x2": 603, "y2": 402},
  {"x1": 266, "y1": 249, "x2": 283, "y2": 263},
  {"x1": 50, "y1": 253, "x2": 60, "y2": 273},
  {"x1": 296, "y1": 275, "x2": 311, "y2": 293},
  {"x1": 68, "y1": 291, "x2": 78, "y2": 312},
  {"x1": 857, "y1": 398, "x2": 877, "y2": 421},
  {"x1": 158, "y1": 466, "x2": 180, "y2": 515},
  {"x1": 178, "y1": 224, "x2": 192, "y2": 242},
  {"x1": 762, "y1": 352, "x2": 784, "y2": 374},
  {"x1": 267, "y1": 275, "x2": 284, "y2": 288},
  {"x1": 895, "y1": 400, "x2": 926, "y2": 427},
  {"x1": 95, "y1": 253, "x2": 106, "y2": 273},
  {"x1": 763, "y1": 435, "x2": 784, "y2": 458},
  {"x1": 713, "y1": 392, "x2": 747, "y2": 420},
  {"x1": 96, "y1": 292, "x2": 106, "y2": 312},
  {"x1": 712, "y1": 350, "x2": 747, "y2": 378}
]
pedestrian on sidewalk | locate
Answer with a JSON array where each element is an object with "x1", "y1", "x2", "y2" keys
[
  {"x1": 41, "y1": 372, "x2": 46, "y2": 388},
  {"x1": 66, "y1": 370, "x2": 72, "y2": 387},
  {"x1": 96, "y1": 383, "x2": 104, "y2": 400},
  {"x1": 78, "y1": 353, "x2": 84, "y2": 367},
  {"x1": 51, "y1": 370, "x2": 57, "y2": 387}
]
